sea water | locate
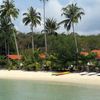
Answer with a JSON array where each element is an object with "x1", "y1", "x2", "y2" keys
[{"x1": 0, "y1": 79, "x2": 100, "y2": 100}]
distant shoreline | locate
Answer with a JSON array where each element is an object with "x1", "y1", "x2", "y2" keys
[{"x1": 0, "y1": 70, "x2": 100, "y2": 86}]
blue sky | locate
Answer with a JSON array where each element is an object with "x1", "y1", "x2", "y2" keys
[{"x1": 0, "y1": 0, "x2": 100, "y2": 35}]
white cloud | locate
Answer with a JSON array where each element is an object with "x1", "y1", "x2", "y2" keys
[
  {"x1": 1, "y1": 0, "x2": 100, "y2": 35},
  {"x1": 0, "y1": 0, "x2": 3, "y2": 3},
  {"x1": 74, "y1": 0, "x2": 100, "y2": 35},
  {"x1": 45, "y1": 0, "x2": 62, "y2": 21},
  {"x1": 31, "y1": 0, "x2": 63, "y2": 33}
]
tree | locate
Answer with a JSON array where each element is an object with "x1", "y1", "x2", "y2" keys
[
  {"x1": 0, "y1": 17, "x2": 14, "y2": 54},
  {"x1": 0, "y1": 0, "x2": 19, "y2": 56},
  {"x1": 59, "y1": 3, "x2": 84, "y2": 65},
  {"x1": 23, "y1": 7, "x2": 41, "y2": 52},
  {"x1": 40, "y1": 0, "x2": 49, "y2": 53},
  {"x1": 45, "y1": 18, "x2": 59, "y2": 35},
  {"x1": 0, "y1": 17, "x2": 9, "y2": 54}
]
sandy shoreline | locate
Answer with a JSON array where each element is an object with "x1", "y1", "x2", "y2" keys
[{"x1": 0, "y1": 70, "x2": 100, "y2": 86}]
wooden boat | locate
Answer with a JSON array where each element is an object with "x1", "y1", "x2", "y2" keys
[{"x1": 52, "y1": 72, "x2": 70, "y2": 76}]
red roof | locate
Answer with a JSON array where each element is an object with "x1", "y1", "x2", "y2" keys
[
  {"x1": 91, "y1": 50, "x2": 100, "y2": 59},
  {"x1": 39, "y1": 53, "x2": 46, "y2": 59},
  {"x1": 91, "y1": 50, "x2": 100, "y2": 55},
  {"x1": 96, "y1": 56, "x2": 100, "y2": 59},
  {"x1": 80, "y1": 52, "x2": 89, "y2": 56},
  {"x1": 7, "y1": 55, "x2": 22, "y2": 60}
]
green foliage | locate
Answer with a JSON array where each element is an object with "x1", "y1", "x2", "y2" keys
[
  {"x1": 21, "y1": 49, "x2": 42, "y2": 71},
  {"x1": 0, "y1": 55, "x2": 7, "y2": 68},
  {"x1": 1, "y1": 32, "x2": 100, "y2": 72},
  {"x1": 0, "y1": 0, "x2": 19, "y2": 55},
  {"x1": 45, "y1": 18, "x2": 59, "y2": 35},
  {"x1": 59, "y1": 3, "x2": 84, "y2": 31},
  {"x1": 23, "y1": 7, "x2": 41, "y2": 28},
  {"x1": 86, "y1": 52, "x2": 97, "y2": 60},
  {"x1": 0, "y1": 1, "x2": 100, "y2": 72}
]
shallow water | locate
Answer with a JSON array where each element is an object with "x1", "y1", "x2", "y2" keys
[{"x1": 0, "y1": 79, "x2": 100, "y2": 100}]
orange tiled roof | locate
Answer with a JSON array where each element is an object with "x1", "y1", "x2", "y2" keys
[
  {"x1": 7, "y1": 55, "x2": 22, "y2": 60},
  {"x1": 39, "y1": 53, "x2": 46, "y2": 59},
  {"x1": 91, "y1": 50, "x2": 100, "y2": 55},
  {"x1": 91, "y1": 50, "x2": 100, "y2": 59},
  {"x1": 80, "y1": 50, "x2": 100, "y2": 59},
  {"x1": 96, "y1": 55, "x2": 100, "y2": 59},
  {"x1": 80, "y1": 52, "x2": 89, "y2": 56}
]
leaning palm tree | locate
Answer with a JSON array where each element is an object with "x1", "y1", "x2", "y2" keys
[
  {"x1": 0, "y1": 0, "x2": 19, "y2": 56},
  {"x1": 45, "y1": 18, "x2": 59, "y2": 35},
  {"x1": 59, "y1": 3, "x2": 84, "y2": 65},
  {"x1": 23, "y1": 7, "x2": 41, "y2": 52},
  {"x1": 40, "y1": 0, "x2": 49, "y2": 53}
]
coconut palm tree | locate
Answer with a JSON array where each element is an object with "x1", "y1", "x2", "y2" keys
[
  {"x1": 0, "y1": 0, "x2": 19, "y2": 55},
  {"x1": 40, "y1": 0, "x2": 49, "y2": 53},
  {"x1": 0, "y1": 16, "x2": 13, "y2": 55},
  {"x1": 0, "y1": 0, "x2": 19, "y2": 21},
  {"x1": 23, "y1": 7, "x2": 41, "y2": 52},
  {"x1": 45, "y1": 18, "x2": 59, "y2": 35},
  {"x1": 59, "y1": 3, "x2": 84, "y2": 65}
]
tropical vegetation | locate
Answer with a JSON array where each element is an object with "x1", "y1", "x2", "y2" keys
[
  {"x1": 23, "y1": 7, "x2": 41, "y2": 52},
  {"x1": 0, "y1": 0, "x2": 100, "y2": 72}
]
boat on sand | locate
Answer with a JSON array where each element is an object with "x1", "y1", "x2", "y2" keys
[{"x1": 52, "y1": 72, "x2": 70, "y2": 76}]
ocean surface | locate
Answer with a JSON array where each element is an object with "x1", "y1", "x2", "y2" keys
[{"x1": 0, "y1": 79, "x2": 100, "y2": 100}]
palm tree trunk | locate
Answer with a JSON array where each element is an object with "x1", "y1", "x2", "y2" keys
[
  {"x1": 13, "y1": 31, "x2": 20, "y2": 57},
  {"x1": 5, "y1": 39, "x2": 7, "y2": 55},
  {"x1": 7, "y1": 43, "x2": 10, "y2": 55},
  {"x1": 43, "y1": 0, "x2": 48, "y2": 53},
  {"x1": 72, "y1": 23, "x2": 78, "y2": 67},
  {"x1": 13, "y1": 31, "x2": 21, "y2": 68},
  {"x1": 31, "y1": 26, "x2": 35, "y2": 52},
  {"x1": 72, "y1": 23, "x2": 78, "y2": 53}
]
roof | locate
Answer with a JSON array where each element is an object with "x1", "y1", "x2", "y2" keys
[
  {"x1": 91, "y1": 50, "x2": 100, "y2": 59},
  {"x1": 39, "y1": 53, "x2": 46, "y2": 59},
  {"x1": 7, "y1": 55, "x2": 22, "y2": 60},
  {"x1": 80, "y1": 50, "x2": 100, "y2": 59},
  {"x1": 80, "y1": 52, "x2": 89, "y2": 56},
  {"x1": 96, "y1": 55, "x2": 100, "y2": 59},
  {"x1": 91, "y1": 50, "x2": 100, "y2": 55}
]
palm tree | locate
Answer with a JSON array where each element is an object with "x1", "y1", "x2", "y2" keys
[
  {"x1": 45, "y1": 18, "x2": 59, "y2": 35},
  {"x1": 59, "y1": 3, "x2": 84, "y2": 65},
  {"x1": 0, "y1": 0, "x2": 19, "y2": 21},
  {"x1": 40, "y1": 0, "x2": 49, "y2": 53},
  {"x1": 0, "y1": 0, "x2": 19, "y2": 56},
  {"x1": 23, "y1": 7, "x2": 41, "y2": 52},
  {"x1": 0, "y1": 17, "x2": 13, "y2": 55}
]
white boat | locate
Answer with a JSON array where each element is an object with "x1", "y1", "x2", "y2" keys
[
  {"x1": 96, "y1": 73, "x2": 100, "y2": 76},
  {"x1": 80, "y1": 72, "x2": 88, "y2": 75},
  {"x1": 88, "y1": 72, "x2": 96, "y2": 76}
]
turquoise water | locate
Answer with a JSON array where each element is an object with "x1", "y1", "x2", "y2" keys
[{"x1": 0, "y1": 79, "x2": 100, "y2": 100}]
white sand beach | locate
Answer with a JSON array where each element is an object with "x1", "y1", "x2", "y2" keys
[{"x1": 0, "y1": 70, "x2": 100, "y2": 86}]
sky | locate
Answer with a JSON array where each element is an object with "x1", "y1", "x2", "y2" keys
[{"x1": 0, "y1": 0, "x2": 100, "y2": 35}]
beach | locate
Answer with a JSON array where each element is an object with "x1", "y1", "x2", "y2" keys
[{"x1": 0, "y1": 70, "x2": 100, "y2": 86}]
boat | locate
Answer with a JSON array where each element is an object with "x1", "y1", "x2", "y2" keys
[
  {"x1": 88, "y1": 72, "x2": 96, "y2": 76},
  {"x1": 96, "y1": 73, "x2": 100, "y2": 76},
  {"x1": 52, "y1": 72, "x2": 70, "y2": 76},
  {"x1": 80, "y1": 72, "x2": 88, "y2": 75}
]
